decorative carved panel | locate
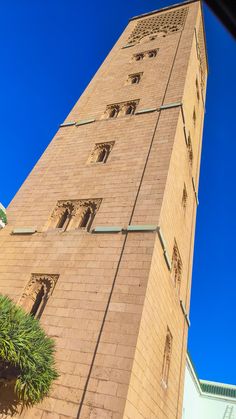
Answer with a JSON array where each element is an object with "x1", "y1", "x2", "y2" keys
[
  {"x1": 105, "y1": 100, "x2": 139, "y2": 118},
  {"x1": 89, "y1": 142, "x2": 115, "y2": 164},
  {"x1": 50, "y1": 199, "x2": 101, "y2": 231},
  {"x1": 171, "y1": 241, "x2": 182, "y2": 292},
  {"x1": 127, "y1": 7, "x2": 188, "y2": 45},
  {"x1": 162, "y1": 328, "x2": 173, "y2": 387},
  {"x1": 19, "y1": 273, "x2": 59, "y2": 318}
]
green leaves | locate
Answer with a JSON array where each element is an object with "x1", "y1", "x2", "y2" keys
[
  {"x1": 0, "y1": 295, "x2": 59, "y2": 406},
  {"x1": 0, "y1": 209, "x2": 7, "y2": 225}
]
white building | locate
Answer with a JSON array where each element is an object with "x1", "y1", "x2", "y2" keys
[
  {"x1": 183, "y1": 354, "x2": 236, "y2": 418},
  {"x1": 0, "y1": 203, "x2": 6, "y2": 229}
]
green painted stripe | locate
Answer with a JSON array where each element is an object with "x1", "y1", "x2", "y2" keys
[
  {"x1": 76, "y1": 119, "x2": 96, "y2": 126},
  {"x1": 127, "y1": 225, "x2": 157, "y2": 232},
  {"x1": 60, "y1": 122, "x2": 76, "y2": 127},
  {"x1": 163, "y1": 250, "x2": 171, "y2": 271},
  {"x1": 159, "y1": 102, "x2": 182, "y2": 110},
  {"x1": 122, "y1": 44, "x2": 135, "y2": 49},
  {"x1": 135, "y1": 108, "x2": 157, "y2": 115},
  {"x1": 12, "y1": 228, "x2": 37, "y2": 235},
  {"x1": 157, "y1": 227, "x2": 166, "y2": 251},
  {"x1": 92, "y1": 226, "x2": 122, "y2": 233}
]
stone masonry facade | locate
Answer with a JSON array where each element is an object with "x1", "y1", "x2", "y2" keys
[{"x1": 0, "y1": 1, "x2": 207, "y2": 418}]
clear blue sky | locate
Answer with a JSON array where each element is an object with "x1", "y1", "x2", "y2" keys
[{"x1": 0, "y1": 1, "x2": 235, "y2": 384}]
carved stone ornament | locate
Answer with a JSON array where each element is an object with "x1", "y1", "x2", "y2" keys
[
  {"x1": 172, "y1": 242, "x2": 182, "y2": 287},
  {"x1": 105, "y1": 100, "x2": 139, "y2": 118},
  {"x1": 50, "y1": 200, "x2": 77, "y2": 219},
  {"x1": 127, "y1": 7, "x2": 188, "y2": 45},
  {"x1": 19, "y1": 274, "x2": 59, "y2": 307},
  {"x1": 51, "y1": 199, "x2": 101, "y2": 220},
  {"x1": 89, "y1": 142, "x2": 115, "y2": 163}
]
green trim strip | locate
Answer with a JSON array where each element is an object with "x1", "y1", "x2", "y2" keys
[
  {"x1": 157, "y1": 227, "x2": 166, "y2": 251},
  {"x1": 135, "y1": 108, "x2": 157, "y2": 115},
  {"x1": 12, "y1": 228, "x2": 37, "y2": 235},
  {"x1": 180, "y1": 300, "x2": 191, "y2": 327},
  {"x1": 183, "y1": 125, "x2": 188, "y2": 146},
  {"x1": 127, "y1": 225, "x2": 157, "y2": 232},
  {"x1": 180, "y1": 105, "x2": 186, "y2": 124},
  {"x1": 76, "y1": 119, "x2": 96, "y2": 126},
  {"x1": 157, "y1": 227, "x2": 172, "y2": 271},
  {"x1": 163, "y1": 250, "x2": 171, "y2": 271},
  {"x1": 60, "y1": 122, "x2": 76, "y2": 127},
  {"x1": 159, "y1": 102, "x2": 182, "y2": 110},
  {"x1": 192, "y1": 177, "x2": 199, "y2": 205},
  {"x1": 122, "y1": 44, "x2": 135, "y2": 49},
  {"x1": 92, "y1": 226, "x2": 122, "y2": 233}
]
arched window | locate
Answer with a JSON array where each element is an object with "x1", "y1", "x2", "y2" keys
[
  {"x1": 89, "y1": 142, "x2": 114, "y2": 164},
  {"x1": 79, "y1": 207, "x2": 92, "y2": 229},
  {"x1": 97, "y1": 148, "x2": 108, "y2": 163},
  {"x1": 161, "y1": 329, "x2": 173, "y2": 388},
  {"x1": 128, "y1": 73, "x2": 142, "y2": 85},
  {"x1": 109, "y1": 107, "x2": 119, "y2": 118},
  {"x1": 131, "y1": 76, "x2": 139, "y2": 84},
  {"x1": 135, "y1": 53, "x2": 144, "y2": 61},
  {"x1": 50, "y1": 199, "x2": 101, "y2": 232},
  {"x1": 19, "y1": 274, "x2": 59, "y2": 319},
  {"x1": 57, "y1": 208, "x2": 71, "y2": 230},
  {"x1": 105, "y1": 102, "x2": 138, "y2": 119},
  {"x1": 148, "y1": 50, "x2": 157, "y2": 58},
  {"x1": 30, "y1": 285, "x2": 45, "y2": 317},
  {"x1": 125, "y1": 104, "x2": 136, "y2": 115}
]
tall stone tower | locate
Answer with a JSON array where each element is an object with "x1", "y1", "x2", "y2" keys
[{"x1": 0, "y1": 1, "x2": 207, "y2": 418}]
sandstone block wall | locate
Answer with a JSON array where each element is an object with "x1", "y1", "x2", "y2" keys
[{"x1": 0, "y1": 1, "x2": 207, "y2": 418}]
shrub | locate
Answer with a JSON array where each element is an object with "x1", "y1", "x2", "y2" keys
[
  {"x1": 0, "y1": 209, "x2": 7, "y2": 225},
  {"x1": 0, "y1": 295, "x2": 59, "y2": 406}
]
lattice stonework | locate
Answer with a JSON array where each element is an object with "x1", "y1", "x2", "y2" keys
[{"x1": 127, "y1": 7, "x2": 188, "y2": 44}]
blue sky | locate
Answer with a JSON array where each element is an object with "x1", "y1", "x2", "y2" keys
[{"x1": 0, "y1": 1, "x2": 235, "y2": 384}]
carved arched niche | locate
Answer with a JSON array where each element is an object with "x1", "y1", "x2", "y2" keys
[
  {"x1": 161, "y1": 329, "x2": 173, "y2": 388},
  {"x1": 48, "y1": 199, "x2": 101, "y2": 232},
  {"x1": 19, "y1": 274, "x2": 59, "y2": 319},
  {"x1": 89, "y1": 142, "x2": 114, "y2": 164}
]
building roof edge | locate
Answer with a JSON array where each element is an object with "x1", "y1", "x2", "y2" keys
[
  {"x1": 187, "y1": 353, "x2": 236, "y2": 400},
  {"x1": 129, "y1": 0, "x2": 200, "y2": 22}
]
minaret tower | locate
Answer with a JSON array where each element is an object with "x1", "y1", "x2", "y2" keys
[{"x1": 0, "y1": 1, "x2": 207, "y2": 418}]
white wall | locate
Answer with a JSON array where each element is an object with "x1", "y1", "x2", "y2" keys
[
  {"x1": 183, "y1": 357, "x2": 236, "y2": 419},
  {"x1": 0, "y1": 219, "x2": 5, "y2": 229}
]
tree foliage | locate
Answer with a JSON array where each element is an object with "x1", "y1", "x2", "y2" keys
[
  {"x1": 0, "y1": 209, "x2": 7, "y2": 225},
  {"x1": 0, "y1": 295, "x2": 59, "y2": 406}
]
